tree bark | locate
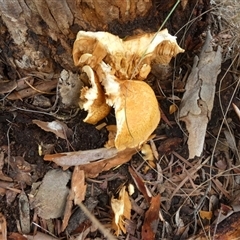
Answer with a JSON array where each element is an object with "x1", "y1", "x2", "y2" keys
[{"x1": 0, "y1": 0, "x2": 210, "y2": 80}]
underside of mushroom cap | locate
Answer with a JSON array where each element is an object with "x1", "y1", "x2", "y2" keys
[{"x1": 80, "y1": 65, "x2": 111, "y2": 125}]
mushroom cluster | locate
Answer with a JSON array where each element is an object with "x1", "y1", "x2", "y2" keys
[{"x1": 73, "y1": 29, "x2": 184, "y2": 150}]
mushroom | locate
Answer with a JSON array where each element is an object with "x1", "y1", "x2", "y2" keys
[
  {"x1": 79, "y1": 65, "x2": 111, "y2": 125},
  {"x1": 97, "y1": 62, "x2": 160, "y2": 150},
  {"x1": 73, "y1": 29, "x2": 184, "y2": 80},
  {"x1": 73, "y1": 29, "x2": 184, "y2": 150}
]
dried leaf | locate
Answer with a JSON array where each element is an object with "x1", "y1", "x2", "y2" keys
[
  {"x1": 80, "y1": 148, "x2": 136, "y2": 178},
  {"x1": 128, "y1": 166, "x2": 152, "y2": 203},
  {"x1": 44, "y1": 147, "x2": 118, "y2": 169},
  {"x1": 142, "y1": 194, "x2": 161, "y2": 240},
  {"x1": 0, "y1": 212, "x2": 7, "y2": 240},
  {"x1": 7, "y1": 79, "x2": 58, "y2": 100},
  {"x1": 8, "y1": 232, "x2": 27, "y2": 240},
  {"x1": 24, "y1": 231, "x2": 58, "y2": 240},
  {"x1": 179, "y1": 31, "x2": 222, "y2": 158},
  {"x1": 61, "y1": 190, "x2": 74, "y2": 232},
  {"x1": 111, "y1": 186, "x2": 131, "y2": 236},
  {"x1": 72, "y1": 167, "x2": 86, "y2": 205},
  {"x1": 33, "y1": 119, "x2": 73, "y2": 140},
  {"x1": 158, "y1": 137, "x2": 182, "y2": 155},
  {"x1": 31, "y1": 169, "x2": 71, "y2": 219},
  {"x1": 0, "y1": 79, "x2": 17, "y2": 94}
]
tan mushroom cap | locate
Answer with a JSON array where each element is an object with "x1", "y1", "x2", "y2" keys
[
  {"x1": 80, "y1": 65, "x2": 111, "y2": 125},
  {"x1": 114, "y1": 79, "x2": 160, "y2": 150},
  {"x1": 97, "y1": 62, "x2": 160, "y2": 150}
]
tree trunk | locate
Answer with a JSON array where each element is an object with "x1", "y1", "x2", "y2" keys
[{"x1": 0, "y1": 0, "x2": 210, "y2": 80}]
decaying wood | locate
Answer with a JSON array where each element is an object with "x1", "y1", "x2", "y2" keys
[
  {"x1": 0, "y1": 0, "x2": 152, "y2": 78},
  {"x1": 0, "y1": 0, "x2": 210, "y2": 81},
  {"x1": 179, "y1": 31, "x2": 222, "y2": 158}
]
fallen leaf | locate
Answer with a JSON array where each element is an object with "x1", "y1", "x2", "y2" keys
[
  {"x1": 128, "y1": 166, "x2": 152, "y2": 203},
  {"x1": 0, "y1": 212, "x2": 7, "y2": 240},
  {"x1": 111, "y1": 186, "x2": 131, "y2": 236},
  {"x1": 72, "y1": 167, "x2": 86, "y2": 205},
  {"x1": 158, "y1": 137, "x2": 182, "y2": 155},
  {"x1": 33, "y1": 119, "x2": 73, "y2": 140},
  {"x1": 80, "y1": 148, "x2": 136, "y2": 178},
  {"x1": 142, "y1": 194, "x2": 161, "y2": 240},
  {"x1": 7, "y1": 79, "x2": 58, "y2": 100},
  {"x1": 31, "y1": 169, "x2": 71, "y2": 219},
  {"x1": 44, "y1": 147, "x2": 118, "y2": 169},
  {"x1": 8, "y1": 156, "x2": 35, "y2": 185},
  {"x1": 8, "y1": 232, "x2": 27, "y2": 240},
  {"x1": 0, "y1": 79, "x2": 17, "y2": 94},
  {"x1": 179, "y1": 31, "x2": 222, "y2": 158},
  {"x1": 24, "y1": 231, "x2": 58, "y2": 240}
]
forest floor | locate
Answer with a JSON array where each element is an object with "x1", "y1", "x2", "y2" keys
[{"x1": 0, "y1": 1, "x2": 240, "y2": 240}]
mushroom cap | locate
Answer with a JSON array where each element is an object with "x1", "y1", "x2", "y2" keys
[
  {"x1": 97, "y1": 61, "x2": 160, "y2": 150},
  {"x1": 80, "y1": 65, "x2": 111, "y2": 124},
  {"x1": 114, "y1": 80, "x2": 160, "y2": 150}
]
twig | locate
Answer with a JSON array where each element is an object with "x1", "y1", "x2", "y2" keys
[{"x1": 78, "y1": 201, "x2": 117, "y2": 240}]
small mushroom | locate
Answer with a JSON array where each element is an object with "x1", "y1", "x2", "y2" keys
[{"x1": 80, "y1": 65, "x2": 111, "y2": 124}]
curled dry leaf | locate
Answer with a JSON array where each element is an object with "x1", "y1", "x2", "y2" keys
[
  {"x1": 111, "y1": 186, "x2": 131, "y2": 236},
  {"x1": 32, "y1": 119, "x2": 73, "y2": 140},
  {"x1": 72, "y1": 167, "x2": 86, "y2": 205},
  {"x1": 73, "y1": 29, "x2": 184, "y2": 150}
]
